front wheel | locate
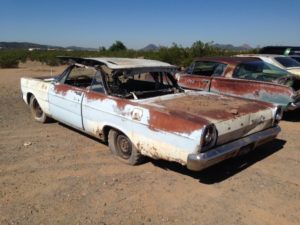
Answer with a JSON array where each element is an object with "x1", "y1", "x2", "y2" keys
[
  {"x1": 29, "y1": 95, "x2": 50, "y2": 123},
  {"x1": 108, "y1": 129, "x2": 145, "y2": 165}
]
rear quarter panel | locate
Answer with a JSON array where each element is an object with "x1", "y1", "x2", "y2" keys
[{"x1": 20, "y1": 77, "x2": 52, "y2": 115}]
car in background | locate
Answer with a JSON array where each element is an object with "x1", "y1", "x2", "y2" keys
[
  {"x1": 20, "y1": 57, "x2": 282, "y2": 171},
  {"x1": 237, "y1": 54, "x2": 300, "y2": 76},
  {"x1": 259, "y1": 46, "x2": 300, "y2": 65},
  {"x1": 289, "y1": 55, "x2": 300, "y2": 63},
  {"x1": 176, "y1": 57, "x2": 300, "y2": 111},
  {"x1": 259, "y1": 46, "x2": 300, "y2": 56}
]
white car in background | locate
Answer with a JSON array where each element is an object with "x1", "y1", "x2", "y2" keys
[
  {"x1": 237, "y1": 54, "x2": 300, "y2": 76},
  {"x1": 290, "y1": 55, "x2": 300, "y2": 63}
]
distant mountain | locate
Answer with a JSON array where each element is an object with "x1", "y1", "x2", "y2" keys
[
  {"x1": 212, "y1": 43, "x2": 253, "y2": 51},
  {"x1": 0, "y1": 42, "x2": 97, "y2": 51},
  {"x1": 140, "y1": 44, "x2": 160, "y2": 51},
  {"x1": 0, "y1": 42, "x2": 63, "y2": 50}
]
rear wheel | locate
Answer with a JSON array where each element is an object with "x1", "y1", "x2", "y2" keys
[
  {"x1": 108, "y1": 129, "x2": 144, "y2": 165},
  {"x1": 29, "y1": 95, "x2": 49, "y2": 123}
]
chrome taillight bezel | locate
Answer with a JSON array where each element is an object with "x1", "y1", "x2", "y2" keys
[
  {"x1": 274, "y1": 106, "x2": 283, "y2": 125},
  {"x1": 200, "y1": 124, "x2": 218, "y2": 153}
]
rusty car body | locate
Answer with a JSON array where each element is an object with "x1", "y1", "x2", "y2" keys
[
  {"x1": 176, "y1": 57, "x2": 300, "y2": 111},
  {"x1": 21, "y1": 57, "x2": 281, "y2": 171}
]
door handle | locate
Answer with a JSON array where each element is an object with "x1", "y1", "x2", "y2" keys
[{"x1": 203, "y1": 80, "x2": 210, "y2": 83}]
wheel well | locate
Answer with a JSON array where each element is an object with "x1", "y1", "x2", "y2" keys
[
  {"x1": 27, "y1": 93, "x2": 33, "y2": 104},
  {"x1": 102, "y1": 126, "x2": 125, "y2": 143}
]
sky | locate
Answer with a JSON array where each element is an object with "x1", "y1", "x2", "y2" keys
[{"x1": 0, "y1": 0, "x2": 299, "y2": 49}]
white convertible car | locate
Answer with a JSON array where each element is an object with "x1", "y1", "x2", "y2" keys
[{"x1": 20, "y1": 57, "x2": 282, "y2": 171}]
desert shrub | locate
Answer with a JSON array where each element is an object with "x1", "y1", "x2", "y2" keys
[
  {"x1": 0, "y1": 50, "x2": 26, "y2": 68},
  {"x1": 0, "y1": 57, "x2": 19, "y2": 68}
]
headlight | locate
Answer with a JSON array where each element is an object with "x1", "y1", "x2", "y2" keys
[
  {"x1": 274, "y1": 106, "x2": 283, "y2": 125},
  {"x1": 201, "y1": 124, "x2": 218, "y2": 152}
]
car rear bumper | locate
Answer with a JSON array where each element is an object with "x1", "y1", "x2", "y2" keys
[{"x1": 187, "y1": 126, "x2": 281, "y2": 171}]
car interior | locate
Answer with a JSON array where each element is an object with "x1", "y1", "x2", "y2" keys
[
  {"x1": 107, "y1": 70, "x2": 182, "y2": 99},
  {"x1": 191, "y1": 61, "x2": 226, "y2": 77},
  {"x1": 59, "y1": 64, "x2": 182, "y2": 99}
]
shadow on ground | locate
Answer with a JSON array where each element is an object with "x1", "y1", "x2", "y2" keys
[
  {"x1": 283, "y1": 109, "x2": 300, "y2": 122},
  {"x1": 151, "y1": 138, "x2": 286, "y2": 184},
  {"x1": 57, "y1": 122, "x2": 286, "y2": 184}
]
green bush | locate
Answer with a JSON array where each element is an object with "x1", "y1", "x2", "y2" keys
[
  {"x1": 0, "y1": 50, "x2": 26, "y2": 68},
  {"x1": 0, "y1": 57, "x2": 19, "y2": 68}
]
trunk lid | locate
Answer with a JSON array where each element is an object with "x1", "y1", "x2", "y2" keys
[{"x1": 147, "y1": 91, "x2": 275, "y2": 145}]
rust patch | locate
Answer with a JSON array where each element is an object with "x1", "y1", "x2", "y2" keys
[
  {"x1": 86, "y1": 90, "x2": 208, "y2": 134},
  {"x1": 54, "y1": 84, "x2": 87, "y2": 97},
  {"x1": 224, "y1": 64, "x2": 235, "y2": 77},
  {"x1": 211, "y1": 78, "x2": 293, "y2": 98},
  {"x1": 154, "y1": 94, "x2": 271, "y2": 121},
  {"x1": 178, "y1": 75, "x2": 211, "y2": 90},
  {"x1": 115, "y1": 99, "x2": 130, "y2": 111},
  {"x1": 54, "y1": 84, "x2": 70, "y2": 96},
  {"x1": 85, "y1": 91, "x2": 137, "y2": 111},
  {"x1": 148, "y1": 108, "x2": 208, "y2": 135},
  {"x1": 85, "y1": 91, "x2": 107, "y2": 101}
]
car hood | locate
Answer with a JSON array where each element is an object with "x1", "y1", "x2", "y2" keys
[{"x1": 142, "y1": 91, "x2": 276, "y2": 144}]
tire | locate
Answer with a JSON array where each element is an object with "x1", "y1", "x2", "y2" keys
[
  {"x1": 108, "y1": 129, "x2": 145, "y2": 165},
  {"x1": 29, "y1": 95, "x2": 49, "y2": 123}
]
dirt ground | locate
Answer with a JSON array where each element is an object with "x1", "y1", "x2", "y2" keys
[{"x1": 0, "y1": 62, "x2": 299, "y2": 225}]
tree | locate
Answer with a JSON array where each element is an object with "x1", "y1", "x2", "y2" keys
[
  {"x1": 109, "y1": 41, "x2": 127, "y2": 51},
  {"x1": 98, "y1": 46, "x2": 106, "y2": 52}
]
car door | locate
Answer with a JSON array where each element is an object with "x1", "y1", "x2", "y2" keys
[
  {"x1": 81, "y1": 70, "x2": 108, "y2": 135},
  {"x1": 48, "y1": 65, "x2": 96, "y2": 129}
]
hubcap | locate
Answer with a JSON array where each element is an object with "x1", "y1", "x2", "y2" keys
[
  {"x1": 32, "y1": 99, "x2": 43, "y2": 118},
  {"x1": 116, "y1": 135, "x2": 132, "y2": 159}
]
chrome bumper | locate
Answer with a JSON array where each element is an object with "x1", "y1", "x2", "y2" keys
[{"x1": 187, "y1": 126, "x2": 281, "y2": 171}]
